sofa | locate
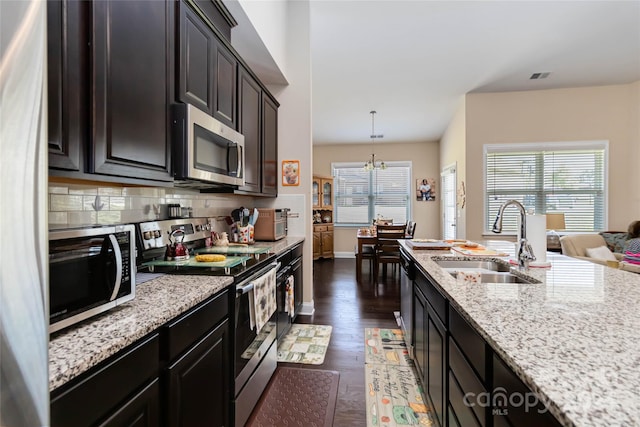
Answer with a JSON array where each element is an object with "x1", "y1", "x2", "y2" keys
[
  {"x1": 559, "y1": 233, "x2": 640, "y2": 273},
  {"x1": 559, "y1": 234, "x2": 623, "y2": 265}
]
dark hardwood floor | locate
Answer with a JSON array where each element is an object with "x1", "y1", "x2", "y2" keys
[{"x1": 280, "y1": 258, "x2": 402, "y2": 426}]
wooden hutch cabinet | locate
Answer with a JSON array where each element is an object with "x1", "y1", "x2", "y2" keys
[{"x1": 312, "y1": 175, "x2": 334, "y2": 260}]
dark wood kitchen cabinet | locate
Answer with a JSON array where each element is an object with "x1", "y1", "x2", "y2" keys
[
  {"x1": 162, "y1": 289, "x2": 231, "y2": 427},
  {"x1": 492, "y1": 354, "x2": 562, "y2": 427},
  {"x1": 178, "y1": 1, "x2": 236, "y2": 130},
  {"x1": 291, "y1": 244, "x2": 304, "y2": 316},
  {"x1": 50, "y1": 334, "x2": 160, "y2": 427},
  {"x1": 47, "y1": 0, "x2": 88, "y2": 172},
  {"x1": 165, "y1": 320, "x2": 230, "y2": 427},
  {"x1": 414, "y1": 271, "x2": 447, "y2": 427},
  {"x1": 237, "y1": 65, "x2": 280, "y2": 196},
  {"x1": 90, "y1": 0, "x2": 173, "y2": 182},
  {"x1": 262, "y1": 95, "x2": 279, "y2": 196},
  {"x1": 47, "y1": 0, "x2": 173, "y2": 185},
  {"x1": 178, "y1": 2, "x2": 214, "y2": 115},
  {"x1": 448, "y1": 306, "x2": 488, "y2": 427},
  {"x1": 237, "y1": 67, "x2": 262, "y2": 193}
]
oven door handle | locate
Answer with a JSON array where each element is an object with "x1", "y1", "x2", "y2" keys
[
  {"x1": 236, "y1": 283, "x2": 254, "y2": 295},
  {"x1": 235, "y1": 261, "x2": 280, "y2": 297}
]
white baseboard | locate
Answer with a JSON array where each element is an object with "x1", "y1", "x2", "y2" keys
[
  {"x1": 297, "y1": 301, "x2": 315, "y2": 316},
  {"x1": 334, "y1": 252, "x2": 356, "y2": 259}
]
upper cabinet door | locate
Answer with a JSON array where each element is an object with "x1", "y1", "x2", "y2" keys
[
  {"x1": 47, "y1": 0, "x2": 87, "y2": 172},
  {"x1": 91, "y1": 0, "x2": 173, "y2": 182},
  {"x1": 322, "y1": 179, "x2": 333, "y2": 209},
  {"x1": 212, "y1": 40, "x2": 237, "y2": 130},
  {"x1": 237, "y1": 67, "x2": 261, "y2": 193},
  {"x1": 261, "y1": 95, "x2": 278, "y2": 196},
  {"x1": 312, "y1": 178, "x2": 320, "y2": 208},
  {"x1": 178, "y1": 3, "x2": 214, "y2": 115}
]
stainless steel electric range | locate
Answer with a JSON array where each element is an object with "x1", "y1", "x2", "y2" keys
[{"x1": 135, "y1": 218, "x2": 279, "y2": 427}]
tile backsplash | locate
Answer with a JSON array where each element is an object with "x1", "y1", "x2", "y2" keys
[{"x1": 48, "y1": 182, "x2": 253, "y2": 228}]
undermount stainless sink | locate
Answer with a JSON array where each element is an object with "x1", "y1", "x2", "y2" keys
[
  {"x1": 449, "y1": 271, "x2": 539, "y2": 284},
  {"x1": 433, "y1": 258, "x2": 540, "y2": 284},
  {"x1": 434, "y1": 259, "x2": 511, "y2": 273}
]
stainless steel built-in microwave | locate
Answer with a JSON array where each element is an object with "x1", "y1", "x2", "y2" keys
[
  {"x1": 172, "y1": 103, "x2": 245, "y2": 189},
  {"x1": 49, "y1": 224, "x2": 136, "y2": 333}
]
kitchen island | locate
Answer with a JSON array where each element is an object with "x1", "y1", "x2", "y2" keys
[{"x1": 400, "y1": 240, "x2": 640, "y2": 427}]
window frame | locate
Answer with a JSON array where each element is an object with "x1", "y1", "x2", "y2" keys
[
  {"x1": 483, "y1": 141, "x2": 609, "y2": 235},
  {"x1": 331, "y1": 161, "x2": 412, "y2": 227}
]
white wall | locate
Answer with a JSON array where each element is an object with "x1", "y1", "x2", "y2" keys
[
  {"x1": 439, "y1": 97, "x2": 467, "y2": 238},
  {"x1": 235, "y1": 0, "x2": 315, "y2": 314},
  {"x1": 463, "y1": 82, "x2": 640, "y2": 240}
]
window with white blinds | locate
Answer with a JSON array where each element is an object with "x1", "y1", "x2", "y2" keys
[
  {"x1": 332, "y1": 162, "x2": 412, "y2": 226},
  {"x1": 484, "y1": 142, "x2": 607, "y2": 233}
]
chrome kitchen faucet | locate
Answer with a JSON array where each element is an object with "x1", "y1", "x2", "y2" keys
[{"x1": 492, "y1": 200, "x2": 536, "y2": 270}]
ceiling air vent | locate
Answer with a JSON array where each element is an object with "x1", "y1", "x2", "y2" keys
[{"x1": 530, "y1": 72, "x2": 551, "y2": 80}]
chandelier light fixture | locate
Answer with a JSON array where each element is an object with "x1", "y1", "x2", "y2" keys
[{"x1": 363, "y1": 110, "x2": 386, "y2": 171}]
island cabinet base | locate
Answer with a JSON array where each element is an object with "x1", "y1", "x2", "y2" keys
[
  {"x1": 412, "y1": 266, "x2": 563, "y2": 427},
  {"x1": 492, "y1": 354, "x2": 563, "y2": 427}
]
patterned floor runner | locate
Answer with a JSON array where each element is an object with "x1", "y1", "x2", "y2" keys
[
  {"x1": 364, "y1": 328, "x2": 434, "y2": 427},
  {"x1": 365, "y1": 327, "x2": 413, "y2": 366},
  {"x1": 277, "y1": 324, "x2": 332, "y2": 365}
]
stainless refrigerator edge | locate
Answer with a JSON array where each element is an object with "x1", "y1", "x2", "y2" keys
[{"x1": 0, "y1": 0, "x2": 49, "y2": 425}]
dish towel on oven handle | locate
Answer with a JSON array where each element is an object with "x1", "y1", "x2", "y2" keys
[
  {"x1": 251, "y1": 267, "x2": 277, "y2": 332},
  {"x1": 285, "y1": 275, "x2": 295, "y2": 318}
]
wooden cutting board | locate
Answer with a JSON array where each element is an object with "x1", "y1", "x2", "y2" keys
[{"x1": 406, "y1": 240, "x2": 453, "y2": 250}]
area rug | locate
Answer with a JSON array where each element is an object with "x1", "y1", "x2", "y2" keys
[
  {"x1": 365, "y1": 328, "x2": 413, "y2": 366},
  {"x1": 365, "y1": 364, "x2": 433, "y2": 426},
  {"x1": 277, "y1": 324, "x2": 332, "y2": 364},
  {"x1": 246, "y1": 367, "x2": 339, "y2": 427}
]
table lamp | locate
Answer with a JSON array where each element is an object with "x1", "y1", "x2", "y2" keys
[{"x1": 546, "y1": 213, "x2": 566, "y2": 248}]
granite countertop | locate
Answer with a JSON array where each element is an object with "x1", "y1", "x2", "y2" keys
[
  {"x1": 400, "y1": 240, "x2": 640, "y2": 427},
  {"x1": 49, "y1": 236, "x2": 305, "y2": 391}
]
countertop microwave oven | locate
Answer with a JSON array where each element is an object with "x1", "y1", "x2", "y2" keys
[
  {"x1": 253, "y1": 208, "x2": 289, "y2": 241},
  {"x1": 172, "y1": 103, "x2": 245, "y2": 189},
  {"x1": 49, "y1": 224, "x2": 136, "y2": 334}
]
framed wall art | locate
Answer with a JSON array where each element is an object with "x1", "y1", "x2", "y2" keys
[
  {"x1": 282, "y1": 160, "x2": 300, "y2": 186},
  {"x1": 416, "y1": 178, "x2": 436, "y2": 201}
]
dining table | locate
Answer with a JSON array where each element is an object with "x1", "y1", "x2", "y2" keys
[{"x1": 356, "y1": 227, "x2": 411, "y2": 280}]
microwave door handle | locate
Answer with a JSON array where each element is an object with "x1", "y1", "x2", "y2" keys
[
  {"x1": 108, "y1": 234, "x2": 123, "y2": 301},
  {"x1": 236, "y1": 145, "x2": 242, "y2": 178},
  {"x1": 228, "y1": 144, "x2": 242, "y2": 177}
]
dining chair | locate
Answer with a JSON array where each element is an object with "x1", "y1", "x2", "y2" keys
[
  {"x1": 374, "y1": 224, "x2": 407, "y2": 282},
  {"x1": 406, "y1": 221, "x2": 416, "y2": 238}
]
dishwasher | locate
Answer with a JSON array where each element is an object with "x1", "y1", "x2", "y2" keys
[{"x1": 399, "y1": 247, "x2": 415, "y2": 357}]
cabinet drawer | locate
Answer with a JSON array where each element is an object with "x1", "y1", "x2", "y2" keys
[
  {"x1": 450, "y1": 305, "x2": 487, "y2": 381},
  {"x1": 277, "y1": 248, "x2": 292, "y2": 266},
  {"x1": 314, "y1": 225, "x2": 327, "y2": 232},
  {"x1": 291, "y1": 243, "x2": 303, "y2": 259},
  {"x1": 51, "y1": 333, "x2": 159, "y2": 427},
  {"x1": 449, "y1": 338, "x2": 486, "y2": 427},
  {"x1": 449, "y1": 371, "x2": 482, "y2": 427},
  {"x1": 416, "y1": 272, "x2": 447, "y2": 324},
  {"x1": 163, "y1": 289, "x2": 229, "y2": 361}
]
